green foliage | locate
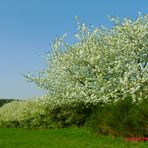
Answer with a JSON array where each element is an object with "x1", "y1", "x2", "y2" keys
[
  {"x1": 0, "y1": 99, "x2": 18, "y2": 107},
  {"x1": 0, "y1": 97, "x2": 95, "y2": 128},
  {"x1": 48, "y1": 100, "x2": 95, "y2": 128},
  {"x1": 24, "y1": 14, "x2": 148, "y2": 104},
  {"x1": 0, "y1": 100, "x2": 52, "y2": 128},
  {"x1": 86, "y1": 98, "x2": 148, "y2": 137}
]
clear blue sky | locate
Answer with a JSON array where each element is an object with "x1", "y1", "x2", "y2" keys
[{"x1": 0, "y1": 0, "x2": 147, "y2": 99}]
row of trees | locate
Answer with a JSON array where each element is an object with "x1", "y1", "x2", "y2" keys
[{"x1": 0, "y1": 99, "x2": 17, "y2": 107}]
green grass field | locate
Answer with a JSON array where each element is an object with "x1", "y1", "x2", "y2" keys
[{"x1": 0, "y1": 128, "x2": 147, "y2": 148}]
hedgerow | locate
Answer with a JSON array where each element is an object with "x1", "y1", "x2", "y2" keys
[
  {"x1": 85, "y1": 98, "x2": 148, "y2": 137},
  {"x1": 0, "y1": 97, "x2": 95, "y2": 128}
]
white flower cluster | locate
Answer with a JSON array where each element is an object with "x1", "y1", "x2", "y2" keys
[
  {"x1": 0, "y1": 99, "x2": 46, "y2": 127},
  {"x1": 25, "y1": 14, "x2": 148, "y2": 105}
]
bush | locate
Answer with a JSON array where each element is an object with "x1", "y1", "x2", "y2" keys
[
  {"x1": 48, "y1": 100, "x2": 95, "y2": 128},
  {"x1": 0, "y1": 96, "x2": 95, "y2": 129},
  {"x1": 36, "y1": 95, "x2": 96, "y2": 128},
  {"x1": 86, "y1": 98, "x2": 148, "y2": 137},
  {"x1": 0, "y1": 100, "x2": 51, "y2": 128}
]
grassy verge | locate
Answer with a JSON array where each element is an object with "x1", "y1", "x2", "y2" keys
[{"x1": 0, "y1": 128, "x2": 148, "y2": 148}]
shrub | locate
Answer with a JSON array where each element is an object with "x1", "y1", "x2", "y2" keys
[
  {"x1": 48, "y1": 100, "x2": 95, "y2": 128},
  {"x1": 0, "y1": 99, "x2": 51, "y2": 128},
  {"x1": 0, "y1": 96, "x2": 95, "y2": 128},
  {"x1": 36, "y1": 95, "x2": 96, "y2": 128},
  {"x1": 86, "y1": 98, "x2": 148, "y2": 137}
]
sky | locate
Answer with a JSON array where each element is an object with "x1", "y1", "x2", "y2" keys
[{"x1": 0, "y1": 0, "x2": 148, "y2": 99}]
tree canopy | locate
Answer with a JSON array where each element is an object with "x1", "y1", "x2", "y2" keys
[{"x1": 24, "y1": 14, "x2": 148, "y2": 104}]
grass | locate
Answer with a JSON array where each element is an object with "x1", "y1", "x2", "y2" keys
[{"x1": 0, "y1": 128, "x2": 148, "y2": 148}]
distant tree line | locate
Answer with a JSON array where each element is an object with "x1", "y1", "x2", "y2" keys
[{"x1": 0, "y1": 99, "x2": 18, "y2": 107}]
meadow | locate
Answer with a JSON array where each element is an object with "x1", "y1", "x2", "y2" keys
[{"x1": 0, "y1": 128, "x2": 148, "y2": 148}]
